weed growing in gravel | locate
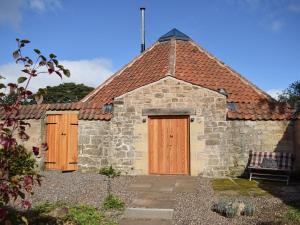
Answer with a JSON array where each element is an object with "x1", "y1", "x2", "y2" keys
[
  {"x1": 99, "y1": 166, "x2": 121, "y2": 196},
  {"x1": 66, "y1": 205, "x2": 105, "y2": 225},
  {"x1": 103, "y1": 194, "x2": 125, "y2": 211}
]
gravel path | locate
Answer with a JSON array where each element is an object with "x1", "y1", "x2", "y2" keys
[{"x1": 30, "y1": 171, "x2": 136, "y2": 208}]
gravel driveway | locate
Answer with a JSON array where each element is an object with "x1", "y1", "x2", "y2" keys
[
  {"x1": 30, "y1": 171, "x2": 136, "y2": 208},
  {"x1": 29, "y1": 172, "x2": 294, "y2": 225}
]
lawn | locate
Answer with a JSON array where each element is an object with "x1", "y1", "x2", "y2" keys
[{"x1": 211, "y1": 178, "x2": 287, "y2": 196}]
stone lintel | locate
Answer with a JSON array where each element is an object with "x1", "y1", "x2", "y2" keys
[{"x1": 142, "y1": 108, "x2": 196, "y2": 116}]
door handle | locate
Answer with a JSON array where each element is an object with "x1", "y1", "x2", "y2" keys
[{"x1": 61, "y1": 132, "x2": 67, "y2": 135}]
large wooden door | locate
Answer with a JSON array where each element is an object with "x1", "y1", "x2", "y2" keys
[
  {"x1": 148, "y1": 116, "x2": 189, "y2": 175},
  {"x1": 45, "y1": 113, "x2": 78, "y2": 171}
]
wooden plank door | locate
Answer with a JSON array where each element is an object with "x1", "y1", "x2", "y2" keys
[
  {"x1": 46, "y1": 113, "x2": 78, "y2": 171},
  {"x1": 65, "y1": 113, "x2": 78, "y2": 170},
  {"x1": 148, "y1": 116, "x2": 189, "y2": 175},
  {"x1": 45, "y1": 114, "x2": 61, "y2": 170}
]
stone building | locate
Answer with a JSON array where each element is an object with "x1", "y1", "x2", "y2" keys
[{"x1": 20, "y1": 29, "x2": 300, "y2": 177}]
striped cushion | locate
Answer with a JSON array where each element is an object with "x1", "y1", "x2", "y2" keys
[{"x1": 249, "y1": 151, "x2": 294, "y2": 171}]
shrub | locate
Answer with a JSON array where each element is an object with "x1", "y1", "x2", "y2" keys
[
  {"x1": 213, "y1": 199, "x2": 229, "y2": 215},
  {"x1": 102, "y1": 194, "x2": 125, "y2": 211},
  {"x1": 213, "y1": 198, "x2": 255, "y2": 218},
  {"x1": 0, "y1": 39, "x2": 69, "y2": 224}
]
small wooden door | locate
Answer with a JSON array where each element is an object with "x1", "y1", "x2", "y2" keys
[
  {"x1": 148, "y1": 116, "x2": 189, "y2": 175},
  {"x1": 45, "y1": 113, "x2": 78, "y2": 171}
]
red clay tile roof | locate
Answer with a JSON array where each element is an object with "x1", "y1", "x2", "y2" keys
[
  {"x1": 80, "y1": 35, "x2": 294, "y2": 120},
  {"x1": 14, "y1": 103, "x2": 111, "y2": 120},
  {"x1": 16, "y1": 31, "x2": 297, "y2": 121}
]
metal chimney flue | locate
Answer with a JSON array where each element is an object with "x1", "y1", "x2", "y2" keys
[{"x1": 140, "y1": 7, "x2": 145, "y2": 53}]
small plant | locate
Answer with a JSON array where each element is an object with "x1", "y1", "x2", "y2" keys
[
  {"x1": 213, "y1": 199, "x2": 229, "y2": 215},
  {"x1": 225, "y1": 205, "x2": 238, "y2": 218},
  {"x1": 103, "y1": 194, "x2": 125, "y2": 211},
  {"x1": 66, "y1": 205, "x2": 105, "y2": 225},
  {"x1": 99, "y1": 166, "x2": 121, "y2": 196},
  {"x1": 213, "y1": 198, "x2": 255, "y2": 218},
  {"x1": 244, "y1": 201, "x2": 255, "y2": 216}
]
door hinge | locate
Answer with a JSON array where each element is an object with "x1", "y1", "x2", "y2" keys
[
  {"x1": 69, "y1": 162, "x2": 78, "y2": 164},
  {"x1": 44, "y1": 161, "x2": 56, "y2": 164},
  {"x1": 46, "y1": 122, "x2": 57, "y2": 125},
  {"x1": 70, "y1": 123, "x2": 78, "y2": 125}
]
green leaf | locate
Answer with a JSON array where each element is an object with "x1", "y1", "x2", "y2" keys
[
  {"x1": 49, "y1": 53, "x2": 57, "y2": 59},
  {"x1": 21, "y1": 39, "x2": 30, "y2": 44},
  {"x1": 34, "y1": 49, "x2": 41, "y2": 54},
  {"x1": 52, "y1": 59, "x2": 59, "y2": 66},
  {"x1": 17, "y1": 77, "x2": 27, "y2": 84},
  {"x1": 13, "y1": 50, "x2": 20, "y2": 59},
  {"x1": 0, "y1": 83, "x2": 6, "y2": 89},
  {"x1": 57, "y1": 65, "x2": 64, "y2": 70},
  {"x1": 63, "y1": 69, "x2": 70, "y2": 77},
  {"x1": 40, "y1": 55, "x2": 47, "y2": 61}
]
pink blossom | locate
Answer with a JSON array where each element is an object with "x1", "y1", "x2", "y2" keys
[{"x1": 21, "y1": 200, "x2": 31, "y2": 210}]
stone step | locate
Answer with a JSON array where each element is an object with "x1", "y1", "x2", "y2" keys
[
  {"x1": 119, "y1": 218, "x2": 172, "y2": 225},
  {"x1": 123, "y1": 207, "x2": 174, "y2": 220},
  {"x1": 131, "y1": 198, "x2": 176, "y2": 208}
]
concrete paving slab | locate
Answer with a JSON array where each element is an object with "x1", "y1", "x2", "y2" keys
[
  {"x1": 128, "y1": 183, "x2": 152, "y2": 191},
  {"x1": 119, "y1": 218, "x2": 172, "y2": 225},
  {"x1": 136, "y1": 191, "x2": 177, "y2": 200},
  {"x1": 132, "y1": 198, "x2": 176, "y2": 208},
  {"x1": 123, "y1": 207, "x2": 174, "y2": 220}
]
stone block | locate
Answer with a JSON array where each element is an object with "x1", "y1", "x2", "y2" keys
[{"x1": 206, "y1": 139, "x2": 220, "y2": 145}]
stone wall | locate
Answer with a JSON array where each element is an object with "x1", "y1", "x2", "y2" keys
[
  {"x1": 295, "y1": 120, "x2": 300, "y2": 171},
  {"x1": 226, "y1": 120, "x2": 295, "y2": 176},
  {"x1": 18, "y1": 119, "x2": 45, "y2": 169},
  {"x1": 111, "y1": 76, "x2": 228, "y2": 176},
  {"x1": 77, "y1": 120, "x2": 112, "y2": 171}
]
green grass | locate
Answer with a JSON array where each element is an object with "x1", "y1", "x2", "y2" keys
[
  {"x1": 66, "y1": 205, "x2": 117, "y2": 225},
  {"x1": 212, "y1": 178, "x2": 271, "y2": 196},
  {"x1": 281, "y1": 207, "x2": 300, "y2": 224},
  {"x1": 102, "y1": 194, "x2": 125, "y2": 211},
  {"x1": 25, "y1": 202, "x2": 119, "y2": 225}
]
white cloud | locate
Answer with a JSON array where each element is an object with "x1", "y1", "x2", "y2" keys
[
  {"x1": 270, "y1": 20, "x2": 284, "y2": 31},
  {"x1": 0, "y1": 58, "x2": 114, "y2": 92},
  {"x1": 267, "y1": 89, "x2": 283, "y2": 100},
  {"x1": 0, "y1": 0, "x2": 23, "y2": 29},
  {"x1": 288, "y1": 3, "x2": 300, "y2": 13},
  {"x1": 0, "y1": 0, "x2": 61, "y2": 29},
  {"x1": 29, "y1": 0, "x2": 61, "y2": 13}
]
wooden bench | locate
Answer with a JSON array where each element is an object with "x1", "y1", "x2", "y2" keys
[{"x1": 248, "y1": 151, "x2": 294, "y2": 185}]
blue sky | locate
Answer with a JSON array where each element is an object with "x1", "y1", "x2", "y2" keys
[{"x1": 0, "y1": 0, "x2": 299, "y2": 97}]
